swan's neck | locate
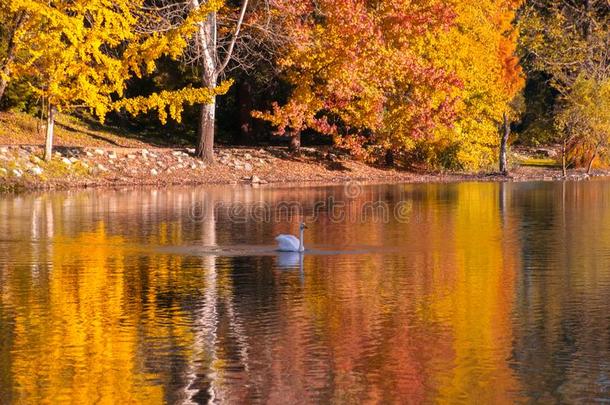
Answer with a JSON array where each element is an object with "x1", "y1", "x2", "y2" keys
[{"x1": 299, "y1": 228, "x2": 305, "y2": 252}]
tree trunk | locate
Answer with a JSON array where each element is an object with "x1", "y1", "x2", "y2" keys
[
  {"x1": 44, "y1": 105, "x2": 56, "y2": 161},
  {"x1": 385, "y1": 149, "x2": 395, "y2": 166},
  {"x1": 587, "y1": 148, "x2": 597, "y2": 175},
  {"x1": 189, "y1": 0, "x2": 249, "y2": 162},
  {"x1": 499, "y1": 112, "x2": 510, "y2": 175},
  {"x1": 196, "y1": 98, "x2": 216, "y2": 163},
  {"x1": 191, "y1": 1, "x2": 218, "y2": 163},
  {"x1": 0, "y1": 75, "x2": 8, "y2": 104},
  {"x1": 237, "y1": 80, "x2": 254, "y2": 144},
  {"x1": 561, "y1": 139, "x2": 567, "y2": 177},
  {"x1": 289, "y1": 131, "x2": 301, "y2": 153}
]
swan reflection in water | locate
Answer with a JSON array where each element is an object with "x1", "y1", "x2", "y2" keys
[{"x1": 276, "y1": 252, "x2": 305, "y2": 278}]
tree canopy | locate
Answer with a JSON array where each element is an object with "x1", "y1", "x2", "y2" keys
[{"x1": 3, "y1": 0, "x2": 610, "y2": 172}]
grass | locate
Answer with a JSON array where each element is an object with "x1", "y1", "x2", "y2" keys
[
  {"x1": 516, "y1": 157, "x2": 560, "y2": 168},
  {"x1": 0, "y1": 111, "x2": 182, "y2": 149}
]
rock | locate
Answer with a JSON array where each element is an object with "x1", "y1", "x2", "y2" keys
[
  {"x1": 177, "y1": 157, "x2": 183, "y2": 163},
  {"x1": 151, "y1": 168, "x2": 158, "y2": 176},
  {"x1": 535, "y1": 148, "x2": 558, "y2": 158},
  {"x1": 54, "y1": 151, "x2": 63, "y2": 157},
  {"x1": 141, "y1": 149, "x2": 149, "y2": 155},
  {"x1": 96, "y1": 164, "x2": 108, "y2": 172},
  {"x1": 86, "y1": 151, "x2": 94, "y2": 157},
  {"x1": 94, "y1": 149, "x2": 104, "y2": 155},
  {"x1": 0, "y1": 147, "x2": 9, "y2": 153},
  {"x1": 250, "y1": 175, "x2": 261, "y2": 184},
  {"x1": 108, "y1": 152, "x2": 117, "y2": 159},
  {"x1": 30, "y1": 166, "x2": 43, "y2": 175},
  {"x1": 69, "y1": 157, "x2": 78, "y2": 163},
  {"x1": 172, "y1": 151, "x2": 183, "y2": 156},
  {"x1": 148, "y1": 153, "x2": 158, "y2": 158},
  {"x1": 186, "y1": 148, "x2": 195, "y2": 154},
  {"x1": 127, "y1": 154, "x2": 136, "y2": 159},
  {"x1": 244, "y1": 153, "x2": 252, "y2": 160},
  {"x1": 11, "y1": 168, "x2": 23, "y2": 177},
  {"x1": 244, "y1": 163, "x2": 253, "y2": 172},
  {"x1": 61, "y1": 157, "x2": 72, "y2": 165},
  {"x1": 30, "y1": 155, "x2": 42, "y2": 164},
  {"x1": 190, "y1": 164, "x2": 197, "y2": 170}
]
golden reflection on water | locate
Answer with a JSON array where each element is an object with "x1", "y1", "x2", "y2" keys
[{"x1": 1, "y1": 182, "x2": 610, "y2": 403}]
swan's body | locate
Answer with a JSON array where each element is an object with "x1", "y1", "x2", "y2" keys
[{"x1": 276, "y1": 223, "x2": 307, "y2": 252}]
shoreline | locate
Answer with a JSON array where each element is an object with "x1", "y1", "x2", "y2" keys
[{"x1": 0, "y1": 144, "x2": 605, "y2": 193}]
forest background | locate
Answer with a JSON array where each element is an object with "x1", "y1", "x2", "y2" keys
[{"x1": 1, "y1": 0, "x2": 607, "y2": 175}]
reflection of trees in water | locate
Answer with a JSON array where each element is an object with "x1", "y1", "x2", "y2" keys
[
  {"x1": 509, "y1": 181, "x2": 610, "y2": 403},
  {"x1": 0, "y1": 185, "x2": 522, "y2": 402},
  {"x1": 0, "y1": 189, "x2": 254, "y2": 403},
  {"x1": 1, "y1": 184, "x2": 609, "y2": 402}
]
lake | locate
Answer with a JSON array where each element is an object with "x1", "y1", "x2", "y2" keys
[{"x1": 1, "y1": 181, "x2": 609, "y2": 403}]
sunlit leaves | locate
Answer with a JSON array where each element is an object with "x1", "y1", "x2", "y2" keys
[
  {"x1": 255, "y1": 0, "x2": 457, "y2": 158},
  {"x1": 425, "y1": 0, "x2": 524, "y2": 169},
  {"x1": 113, "y1": 81, "x2": 233, "y2": 124},
  {"x1": 1, "y1": 0, "x2": 228, "y2": 124}
]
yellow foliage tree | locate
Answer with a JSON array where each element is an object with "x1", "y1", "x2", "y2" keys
[
  {"x1": 424, "y1": 0, "x2": 524, "y2": 170},
  {"x1": 1, "y1": 0, "x2": 230, "y2": 161}
]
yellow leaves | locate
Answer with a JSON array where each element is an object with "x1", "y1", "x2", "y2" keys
[
  {"x1": 423, "y1": 0, "x2": 524, "y2": 169},
  {"x1": 4, "y1": 0, "x2": 140, "y2": 116},
  {"x1": 114, "y1": 80, "x2": 233, "y2": 124},
  {"x1": 3, "y1": 0, "x2": 230, "y2": 127}
]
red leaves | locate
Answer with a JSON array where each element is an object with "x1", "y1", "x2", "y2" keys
[{"x1": 258, "y1": 0, "x2": 458, "y2": 150}]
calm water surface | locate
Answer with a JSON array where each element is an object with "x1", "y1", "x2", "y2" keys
[{"x1": 1, "y1": 181, "x2": 610, "y2": 404}]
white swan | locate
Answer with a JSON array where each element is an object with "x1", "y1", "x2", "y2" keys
[{"x1": 276, "y1": 223, "x2": 308, "y2": 252}]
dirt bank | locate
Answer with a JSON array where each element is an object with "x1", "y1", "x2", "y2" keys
[
  {"x1": 0, "y1": 144, "x2": 604, "y2": 193},
  {"x1": 1, "y1": 112, "x2": 605, "y2": 192}
]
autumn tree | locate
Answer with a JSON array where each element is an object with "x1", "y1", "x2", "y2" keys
[
  {"x1": 424, "y1": 0, "x2": 524, "y2": 171},
  {"x1": 520, "y1": 0, "x2": 610, "y2": 174},
  {"x1": 555, "y1": 77, "x2": 610, "y2": 174},
  {"x1": 1, "y1": 0, "x2": 146, "y2": 160},
  {"x1": 2, "y1": 0, "x2": 226, "y2": 161},
  {"x1": 254, "y1": 0, "x2": 457, "y2": 158},
  {"x1": 0, "y1": 1, "x2": 27, "y2": 102}
]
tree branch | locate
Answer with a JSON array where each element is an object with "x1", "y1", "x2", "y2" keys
[{"x1": 215, "y1": 0, "x2": 249, "y2": 76}]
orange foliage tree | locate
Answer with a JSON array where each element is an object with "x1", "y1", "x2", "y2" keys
[{"x1": 254, "y1": 0, "x2": 458, "y2": 159}]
